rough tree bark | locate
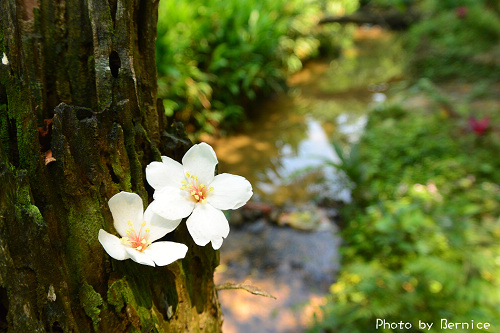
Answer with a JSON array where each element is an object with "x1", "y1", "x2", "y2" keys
[{"x1": 0, "y1": 0, "x2": 222, "y2": 332}]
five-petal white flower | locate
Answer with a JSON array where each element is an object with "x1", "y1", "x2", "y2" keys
[
  {"x1": 98, "y1": 192, "x2": 187, "y2": 266},
  {"x1": 146, "y1": 142, "x2": 253, "y2": 250}
]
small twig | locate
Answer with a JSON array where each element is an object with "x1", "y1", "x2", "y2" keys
[{"x1": 215, "y1": 282, "x2": 277, "y2": 299}]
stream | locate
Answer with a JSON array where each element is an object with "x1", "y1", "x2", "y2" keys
[{"x1": 212, "y1": 26, "x2": 406, "y2": 333}]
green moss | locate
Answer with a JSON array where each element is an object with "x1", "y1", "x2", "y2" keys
[
  {"x1": 107, "y1": 277, "x2": 164, "y2": 331},
  {"x1": 65, "y1": 196, "x2": 105, "y2": 281},
  {"x1": 0, "y1": 27, "x2": 4, "y2": 53},
  {"x1": 21, "y1": 204, "x2": 45, "y2": 227},
  {"x1": 109, "y1": 125, "x2": 132, "y2": 190},
  {"x1": 107, "y1": 278, "x2": 136, "y2": 314},
  {"x1": 123, "y1": 129, "x2": 144, "y2": 193},
  {"x1": 8, "y1": 171, "x2": 45, "y2": 226},
  {"x1": 0, "y1": 104, "x2": 10, "y2": 157},
  {"x1": 136, "y1": 307, "x2": 154, "y2": 329},
  {"x1": 79, "y1": 282, "x2": 104, "y2": 331},
  {"x1": 14, "y1": 175, "x2": 31, "y2": 206},
  {"x1": 1, "y1": 79, "x2": 39, "y2": 173},
  {"x1": 16, "y1": 120, "x2": 32, "y2": 170}
]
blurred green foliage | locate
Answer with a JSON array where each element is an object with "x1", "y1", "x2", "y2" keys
[
  {"x1": 156, "y1": 0, "x2": 359, "y2": 137},
  {"x1": 406, "y1": 0, "x2": 500, "y2": 80},
  {"x1": 310, "y1": 99, "x2": 500, "y2": 331}
]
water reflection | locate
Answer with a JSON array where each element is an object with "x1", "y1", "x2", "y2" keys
[
  {"x1": 336, "y1": 113, "x2": 368, "y2": 144},
  {"x1": 257, "y1": 117, "x2": 338, "y2": 194},
  {"x1": 214, "y1": 28, "x2": 403, "y2": 206}
]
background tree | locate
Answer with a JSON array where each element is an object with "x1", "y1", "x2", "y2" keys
[{"x1": 0, "y1": 0, "x2": 222, "y2": 331}]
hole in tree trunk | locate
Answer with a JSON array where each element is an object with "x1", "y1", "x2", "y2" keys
[
  {"x1": 75, "y1": 107, "x2": 94, "y2": 121},
  {"x1": 109, "y1": 51, "x2": 121, "y2": 78},
  {"x1": 51, "y1": 321, "x2": 63, "y2": 333}
]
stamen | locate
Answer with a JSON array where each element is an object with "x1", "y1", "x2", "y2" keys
[
  {"x1": 180, "y1": 172, "x2": 213, "y2": 203},
  {"x1": 145, "y1": 228, "x2": 150, "y2": 233},
  {"x1": 141, "y1": 239, "x2": 147, "y2": 244},
  {"x1": 136, "y1": 246, "x2": 142, "y2": 251},
  {"x1": 128, "y1": 220, "x2": 133, "y2": 226},
  {"x1": 126, "y1": 229, "x2": 131, "y2": 235},
  {"x1": 141, "y1": 221, "x2": 146, "y2": 227}
]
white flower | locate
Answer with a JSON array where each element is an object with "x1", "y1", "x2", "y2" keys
[
  {"x1": 146, "y1": 142, "x2": 253, "y2": 250},
  {"x1": 98, "y1": 192, "x2": 187, "y2": 266}
]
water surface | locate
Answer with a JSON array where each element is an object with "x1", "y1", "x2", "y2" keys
[{"x1": 213, "y1": 27, "x2": 405, "y2": 206}]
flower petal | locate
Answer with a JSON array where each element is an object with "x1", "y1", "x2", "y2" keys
[
  {"x1": 108, "y1": 192, "x2": 145, "y2": 237},
  {"x1": 144, "y1": 205, "x2": 182, "y2": 242},
  {"x1": 186, "y1": 203, "x2": 230, "y2": 248},
  {"x1": 124, "y1": 247, "x2": 155, "y2": 267},
  {"x1": 98, "y1": 229, "x2": 130, "y2": 261},
  {"x1": 211, "y1": 237, "x2": 224, "y2": 250},
  {"x1": 149, "y1": 188, "x2": 195, "y2": 221},
  {"x1": 182, "y1": 143, "x2": 218, "y2": 185},
  {"x1": 207, "y1": 173, "x2": 253, "y2": 210},
  {"x1": 144, "y1": 241, "x2": 188, "y2": 266},
  {"x1": 146, "y1": 157, "x2": 185, "y2": 191}
]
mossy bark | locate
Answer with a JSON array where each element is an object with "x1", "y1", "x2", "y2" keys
[{"x1": 0, "y1": 0, "x2": 223, "y2": 332}]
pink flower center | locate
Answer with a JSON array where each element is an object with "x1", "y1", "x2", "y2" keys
[
  {"x1": 121, "y1": 221, "x2": 151, "y2": 252},
  {"x1": 180, "y1": 171, "x2": 214, "y2": 203}
]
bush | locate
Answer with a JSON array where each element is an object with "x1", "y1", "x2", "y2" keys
[
  {"x1": 310, "y1": 103, "x2": 500, "y2": 332},
  {"x1": 156, "y1": 0, "x2": 359, "y2": 137},
  {"x1": 406, "y1": 0, "x2": 500, "y2": 80}
]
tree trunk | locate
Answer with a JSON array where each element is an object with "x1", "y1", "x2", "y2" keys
[{"x1": 0, "y1": 0, "x2": 222, "y2": 332}]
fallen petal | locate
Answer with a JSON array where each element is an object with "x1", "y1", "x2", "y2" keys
[{"x1": 44, "y1": 150, "x2": 57, "y2": 165}]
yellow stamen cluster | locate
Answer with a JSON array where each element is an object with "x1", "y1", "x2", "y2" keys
[
  {"x1": 121, "y1": 220, "x2": 152, "y2": 252},
  {"x1": 180, "y1": 172, "x2": 214, "y2": 203}
]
